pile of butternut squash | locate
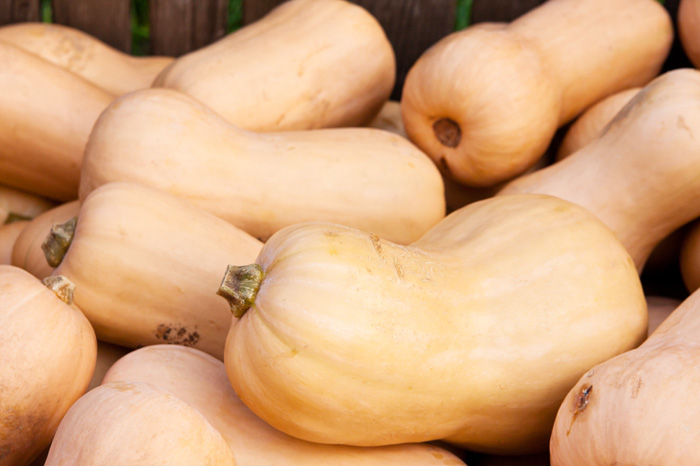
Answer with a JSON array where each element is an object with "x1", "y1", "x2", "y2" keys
[{"x1": 2, "y1": 0, "x2": 700, "y2": 464}]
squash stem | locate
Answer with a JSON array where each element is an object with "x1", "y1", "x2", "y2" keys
[
  {"x1": 42, "y1": 275, "x2": 76, "y2": 305},
  {"x1": 41, "y1": 216, "x2": 77, "y2": 268},
  {"x1": 217, "y1": 264, "x2": 264, "y2": 318}
]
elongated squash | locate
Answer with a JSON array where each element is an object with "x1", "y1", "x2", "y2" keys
[
  {"x1": 0, "y1": 23, "x2": 172, "y2": 95},
  {"x1": 104, "y1": 344, "x2": 467, "y2": 466},
  {"x1": 550, "y1": 287, "x2": 700, "y2": 464},
  {"x1": 0, "y1": 266, "x2": 96, "y2": 465},
  {"x1": 48, "y1": 182, "x2": 262, "y2": 359},
  {"x1": 219, "y1": 193, "x2": 646, "y2": 454},
  {"x1": 402, "y1": 0, "x2": 672, "y2": 187},
  {"x1": 0, "y1": 41, "x2": 112, "y2": 201},
  {"x1": 500, "y1": 69, "x2": 700, "y2": 272},
  {"x1": 44, "y1": 381, "x2": 236, "y2": 465},
  {"x1": 79, "y1": 89, "x2": 445, "y2": 244},
  {"x1": 153, "y1": 0, "x2": 394, "y2": 131}
]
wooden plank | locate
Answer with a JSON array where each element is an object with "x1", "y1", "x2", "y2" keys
[
  {"x1": 242, "y1": 0, "x2": 284, "y2": 24},
  {"x1": 470, "y1": 0, "x2": 544, "y2": 23},
  {"x1": 51, "y1": 0, "x2": 131, "y2": 52},
  {"x1": 150, "y1": 0, "x2": 228, "y2": 56},
  {"x1": 0, "y1": 0, "x2": 40, "y2": 24}
]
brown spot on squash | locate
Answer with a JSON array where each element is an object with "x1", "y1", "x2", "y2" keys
[
  {"x1": 433, "y1": 118, "x2": 461, "y2": 148},
  {"x1": 155, "y1": 324, "x2": 200, "y2": 347},
  {"x1": 567, "y1": 383, "x2": 592, "y2": 435}
]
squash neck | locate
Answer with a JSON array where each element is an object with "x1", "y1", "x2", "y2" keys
[{"x1": 217, "y1": 264, "x2": 264, "y2": 318}]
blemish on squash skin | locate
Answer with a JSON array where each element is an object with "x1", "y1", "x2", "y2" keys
[
  {"x1": 433, "y1": 118, "x2": 461, "y2": 148},
  {"x1": 567, "y1": 383, "x2": 592, "y2": 435},
  {"x1": 155, "y1": 324, "x2": 200, "y2": 347},
  {"x1": 370, "y1": 233, "x2": 384, "y2": 261}
]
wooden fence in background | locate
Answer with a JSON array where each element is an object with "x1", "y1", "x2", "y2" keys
[{"x1": 0, "y1": 0, "x2": 691, "y2": 98}]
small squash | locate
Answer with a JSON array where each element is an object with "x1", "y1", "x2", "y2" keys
[
  {"x1": 219, "y1": 193, "x2": 646, "y2": 454},
  {"x1": 104, "y1": 344, "x2": 467, "y2": 466},
  {"x1": 11, "y1": 200, "x2": 80, "y2": 279},
  {"x1": 401, "y1": 0, "x2": 672, "y2": 187},
  {"x1": 44, "y1": 381, "x2": 236, "y2": 466},
  {"x1": 0, "y1": 266, "x2": 96, "y2": 465},
  {"x1": 500, "y1": 69, "x2": 700, "y2": 272},
  {"x1": 153, "y1": 0, "x2": 394, "y2": 132},
  {"x1": 0, "y1": 22, "x2": 173, "y2": 95},
  {"x1": 79, "y1": 89, "x2": 445, "y2": 244},
  {"x1": 48, "y1": 182, "x2": 262, "y2": 359},
  {"x1": 0, "y1": 41, "x2": 112, "y2": 201},
  {"x1": 550, "y1": 288, "x2": 700, "y2": 464}
]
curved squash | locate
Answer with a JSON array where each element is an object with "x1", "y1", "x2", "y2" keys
[
  {"x1": 550, "y1": 287, "x2": 700, "y2": 464},
  {"x1": 153, "y1": 0, "x2": 394, "y2": 132},
  {"x1": 0, "y1": 23, "x2": 172, "y2": 95},
  {"x1": 0, "y1": 41, "x2": 113, "y2": 201},
  {"x1": 104, "y1": 344, "x2": 467, "y2": 466},
  {"x1": 49, "y1": 182, "x2": 262, "y2": 359},
  {"x1": 556, "y1": 87, "x2": 640, "y2": 160},
  {"x1": 79, "y1": 89, "x2": 445, "y2": 244},
  {"x1": 500, "y1": 69, "x2": 700, "y2": 272},
  {"x1": 220, "y1": 193, "x2": 646, "y2": 454},
  {"x1": 401, "y1": 0, "x2": 672, "y2": 187},
  {"x1": 44, "y1": 381, "x2": 235, "y2": 465},
  {"x1": 679, "y1": 0, "x2": 700, "y2": 68},
  {"x1": 0, "y1": 184, "x2": 55, "y2": 224},
  {"x1": 0, "y1": 266, "x2": 96, "y2": 465},
  {"x1": 11, "y1": 200, "x2": 80, "y2": 279},
  {"x1": 0, "y1": 220, "x2": 28, "y2": 264}
]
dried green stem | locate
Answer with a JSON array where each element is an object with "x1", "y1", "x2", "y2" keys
[
  {"x1": 42, "y1": 275, "x2": 76, "y2": 305},
  {"x1": 42, "y1": 217, "x2": 77, "y2": 268},
  {"x1": 217, "y1": 264, "x2": 264, "y2": 318}
]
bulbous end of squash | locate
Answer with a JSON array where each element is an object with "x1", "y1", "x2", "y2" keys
[
  {"x1": 217, "y1": 264, "x2": 264, "y2": 318},
  {"x1": 41, "y1": 216, "x2": 77, "y2": 267},
  {"x1": 42, "y1": 274, "x2": 76, "y2": 304}
]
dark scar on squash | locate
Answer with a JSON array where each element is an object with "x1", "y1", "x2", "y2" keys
[
  {"x1": 155, "y1": 324, "x2": 200, "y2": 347},
  {"x1": 567, "y1": 383, "x2": 592, "y2": 435}
]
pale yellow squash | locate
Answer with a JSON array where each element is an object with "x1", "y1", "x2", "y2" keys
[
  {"x1": 153, "y1": 0, "x2": 394, "y2": 131},
  {"x1": 221, "y1": 193, "x2": 646, "y2": 454},
  {"x1": 402, "y1": 0, "x2": 672, "y2": 187},
  {"x1": 79, "y1": 89, "x2": 445, "y2": 244},
  {"x1": 0, "y1": 23, "x2": 172, "y2": 95},
  {"x1": 44, "y1": 381, "x2": 236, "y2": 465},
  {"x1": 104, "y1": 344, "x2": 467, "y2": 466},
  {"x1": 500, "y1": 69, "x2": 700, "y2": 272}
]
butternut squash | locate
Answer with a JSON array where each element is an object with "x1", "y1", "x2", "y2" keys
[
  {"x1": 499, "y1": 69, "x2": 700, "y2": 272},
  {"x1": 0, "y1": 220, "x2": 28, "y2": 264},
  {"x1": 0, "y1": 184, "x2": 55, "y2": 224},
  {"x1": 679, "y1": 0, "x2": 700, "y2": 68},
  {"x1": 368, "y1": 100, "x2": 406, "y2": 138},
  {"x1": 152, "y1": 0, "x2": 394, "y2": 131},
  {"x1": 646, "y1": 295, "x2": 680, "y2": 335},
  {"x1": 48, "y1": 182, "x2": 262, "y2": 359},
  {"x1": 0, "y1": 266, "x2": 96, "y2": 465},
  {"x1": 220, "y1": 193, "x2": 646, "y2": 454},
  {"x1": 87, "y1": 341, "x2": 131, "y2": 391},
  {"x1": 104, "y1": 344, "x2": 467, "y2": 466},
  {"x1": 680, "y1": 219, "x2": 700, "y2": 292},
  {"x1": 0, "y1": 23, "x2": 172, "y2": 95},
  {"x1": 556, "y1": 87, "x2": 640, "y2": 160},
  {"x1": 11, "y1": 200, "x2": 80, "y2": 279},
  {"x1": 44, "y1": 381, "x2": 236, "y2": 465},
  {"x1": 79, "y1": 89, "x2": 445, "y2": 244},
  {"x1": 0, "y1": 41, "x2": 113, "y2": 201},
  {"x1": 401, "y1": 0, "x2": 672, "y2": 187},
  {"x1": 550, "y1": 287, "x2": 700, "y2": 464}
]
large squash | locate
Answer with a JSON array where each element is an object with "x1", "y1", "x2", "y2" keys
[
  {"x1": 401, "y1": 0, "x2": 672, "y2": 187},
  {"x1": 220, "y1": 193, "x2": 646, "y2": 454},
  {"x1": 153, "y1": 0, "x2": 394, "y2": 132},
  {"x1": 104, "y1": 344, "x2": 467, "y2": 466},
  {"x1": 79, "y1": 89, "x2": 445, "y2": 244},
  {"x1": 500, "y1": 69, "x2": 700, "y2": 272}
]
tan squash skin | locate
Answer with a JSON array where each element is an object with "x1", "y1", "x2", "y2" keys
[
  {"x1": 0, "y1": 41, "x2": 113, "y2": 201},
  {"x1": 401, "y1": 0, "x2": 672, "y2": 187},
  {"x1": 153, "y1": 0, "x2": 394, "y2": 132},
  {"x1": 79, "y1": 89, "x2": 445, "y2": 244},
  {"x1": 0, "y1": 184, "x2": 55, "y2": 224},
  {"x1": 104, "y1": 345, "x2": 467, "y2": 466},
  {"x1": 646, "y1": 295, "x2": 680, "y2": 336},
  {"x1": 500, "y1": 69, "x2": 700, "y2": 272},
  {"x1": 222, "y1": 194, "x2": 646, "y2": 454},
  {"x1": 550, "y1": 288, "x2": 700, "y2": 464},
  {"x1": 367, "y1": 100, "x2": 407, "y2": 138},
  {"x1": 52, "y1": 182, "x2": 262, "y2": 359},
  {"x1": 555, "y1": 87, "x2": 640, "y2": 160},
  {"x1": 0, "y1": 23, "x2": 172, "y2": 96},
  {"x1": 0, "y1": 266, "x2": 96, "y2": 466},
  {"x1": 44, "y1": 381, "x2": 236, "y2": 466},
  {"x1": 11, "y1": 200, "x2": 80, "y2": 279},
  {"x1": 680, "y1": 220, "x2": 700, "y2": 292},
  {"x1": 679, "y1": 0, "x2": 700, "y2": 68},
  {"x1": 0, "y1": 220, "x2": 28, "y2": 264},
  {"x1": 87, "y1": 341, "x2": 131, "y2": 391}
]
